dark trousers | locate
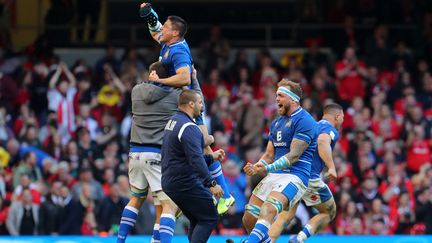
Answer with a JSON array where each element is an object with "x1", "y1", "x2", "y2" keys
[{"x1": 166, "y1": 186, "x2": 218, "y2": 243}]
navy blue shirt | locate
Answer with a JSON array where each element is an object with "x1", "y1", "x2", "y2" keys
[
  {"x1": 268, "y1": 107, "x2": 318, "y2": 185},
  {"x1": 161, "y1": 111, "x2": 213, "y2": 192},
  {"x1": 310, "y1": 119, "x2": 339, "y2": 179}
]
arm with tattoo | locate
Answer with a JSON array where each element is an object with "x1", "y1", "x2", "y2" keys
[{"x1": 265, "y1": 138, "x2": 309, "y2": 172}]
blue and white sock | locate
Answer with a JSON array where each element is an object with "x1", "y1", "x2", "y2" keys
[
  {"x1": 209, "y1": 161, "x2": 230, "y2": 199},
  {"x1": 159, "y1": 213, "x2": 176, "y2": 243},
  {"x1": 151, "y1": 224, "x2": 160, "y2": 243},
  {"x1": 248, "y1": 219, "x2": 271, "y2": 243},
  {"x1": 117, "y1": 206, "x2": 138, "y2": 243},
  {"x1": 297, "y1": 224, "x2": 313, "y2": 242}
]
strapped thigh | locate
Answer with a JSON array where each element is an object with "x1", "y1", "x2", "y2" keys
[
  {"x1": 245, "y1": 203, "x2": 261, "y2": 218},
  {"x1": 265, "y1": 196, "x2": 283, "y2": 214}
]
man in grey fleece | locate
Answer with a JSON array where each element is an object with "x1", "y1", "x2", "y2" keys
[{"x1": 117, "y1": 61, "x2": 181, "y2": 243}]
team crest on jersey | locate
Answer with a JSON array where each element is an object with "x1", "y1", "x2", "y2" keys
[
  {"x1": 164, "y1": 50, "x2": 170, "y2": 59},
  {"x1": 285, "y1": 120, "x2": 292, "y2": 128}
]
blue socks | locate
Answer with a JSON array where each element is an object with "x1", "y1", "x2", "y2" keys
[
  {"x1": 151, "y1": 224, "x2": 160, "y2": 243},
  {"x1": 159, "y1": 213, "x2": 176, "y2": 243},
  {"x1": 117, "y1": 206, "x2": 138, "y2": 243},
  {"x1": 248, "y1": 220, "x2": 271, "y2": 243},
  {"x1": 209, "y1": 161, "x2": 230, "y2": 198}
]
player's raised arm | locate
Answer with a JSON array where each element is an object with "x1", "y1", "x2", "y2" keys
[{"x1": 139, "y1": 3, "x2": 162, "y2": 43}]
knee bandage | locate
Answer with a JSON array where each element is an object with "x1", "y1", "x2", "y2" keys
[
  {"x1": 265, "y1": 196, "x2": 283, "y2": 214},
  {"x1": 130, "y1": 187, "x2": 148, "y2": 199},
  {"x1": 245, "y1": 204, "x2": 261, "y2": 218}
]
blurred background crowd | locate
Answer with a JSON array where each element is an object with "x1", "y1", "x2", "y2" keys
[{"x1": 0, "y1": 0, "x2": 431, "y2": 237}]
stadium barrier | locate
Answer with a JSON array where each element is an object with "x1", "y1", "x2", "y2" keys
[{"x1": 0, "y1": 235, "x2": 431, "y2": 243}]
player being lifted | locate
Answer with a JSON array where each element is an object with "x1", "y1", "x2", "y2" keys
[
  {"x1": 139, "y1": 2, "x2": 235, "y2": 215},
  {"x1": 243, "y1": 80, "x2": 317, "y2": 243},
  {"x1": 269, "y1": 103, "x2": 344, "y2": 243}
]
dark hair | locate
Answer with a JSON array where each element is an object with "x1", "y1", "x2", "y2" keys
[
  {"x1": 79, "y1": 167, "x2": 92, "y2": 174},
  {"x1": 277, "y1": 79, "x2": 303, "y2": 100},
  {"x1": 48, "y1": 119, "x2": 58, "y2": 129},
  {"x1": 149, "y1": 61, "x2": 169, "y2": 79},
  {"x1": 23, "y1": 151, "x2": 34, "y2": 161},
  {"x1": 179, "y1": 89, "x2": 199, "y2": 106},
  {"x1": 75, "y1": 126, "x2": 89, "y2": 138},
  {"x1": 324, "y1": 103, "x2": 343, "y2": 115},
  {"x1": 168, "y1": 15, "x2": 187, "y2": 38}
]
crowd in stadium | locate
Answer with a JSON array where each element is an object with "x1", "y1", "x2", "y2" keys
[{"x1": 0, "y1": 3, "x2": 432, "y2": 237}]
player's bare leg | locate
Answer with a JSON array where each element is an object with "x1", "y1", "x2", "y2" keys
[
  {"x1": 243, "y1": 194, "x2": 265, "y2": 233},
  {"x1": 268, "y1": 204, "x2": 297, "y2": 242},
  {"x1": 293, "y1": 198, "x2": 336, "y2": 243},
  {"x1": 248, "y1": 192, "x2": 288, "y2": 243}
]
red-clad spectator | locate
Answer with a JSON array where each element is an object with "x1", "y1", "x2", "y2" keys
[
  {"x1": 101, "y1": 168, "x2": 115, "y2": 196},
  {"x1": 252, "y1": 51, "x2": 279, "y2": 100},
  {"x1": 406, "y1": 125, "x2": 431, "y2": 174},
  {"x1": 47, "y1": 161, "x2": 77, "y2": 189},
  {"x1": 336, "y1": 201, "x2": 365, "y2": 235},
  {"x1": 390, "y1": 191, "x2": 416, "y2": 234},
  {"x1": 371, "y1": 104, "x2": 401, "y2": 140},
  {"x1": 343, "y1": 97, "x2": 364, "y2": 130},
  {"x1": 15, "y1": 72, "x2": 32, "y2": 107},
  {"x1": 393, "y1": 87, "x2": 422, "y2": 122},
  {"x1": 13, "y1": 105, "x2": 39, "y2": 137},
  {"x1": 377, "y1": 70, "x2": 396, "y2": 91},
  {"x1": 364, "y1": 198, "x2": 391, "y2": 235},
  {"x1": 76, "y1": 103, "x2": 98, "y2": 141},
  {"x1": 304, "y1": 67, "x2": 336, "y2": 113},
  {"x1": 47, "y1": 63, "x2": 77, "y2": 145},
  {"x1": 0, "y1": 196, "x2": 9, "y2": 235},
  {"x1": 379, "y1": 171, "x2": 415, "y2": 227},
  {"x1": 335, "y1": 47, "x2": 369, "y2": 103},
  {"x1": 13, "y1": 174, "x2": 41, "y2": 205},
  {"x1": 81, "y1": 212, "x2": 98, "y2": 236},
  {"x1": 201, "y1": 68, "x2": 229, "y2": 103}
]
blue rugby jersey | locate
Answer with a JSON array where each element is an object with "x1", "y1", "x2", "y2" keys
[
  {"x1": 268, "y1": 107, "x2": 318, "y2": 185},
  {"x1": 310, "y1": 119, "x2": 339, "y2": 179},
  {"x1": 159, "y1": 39, "x2": 193, "y2": 78}
]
